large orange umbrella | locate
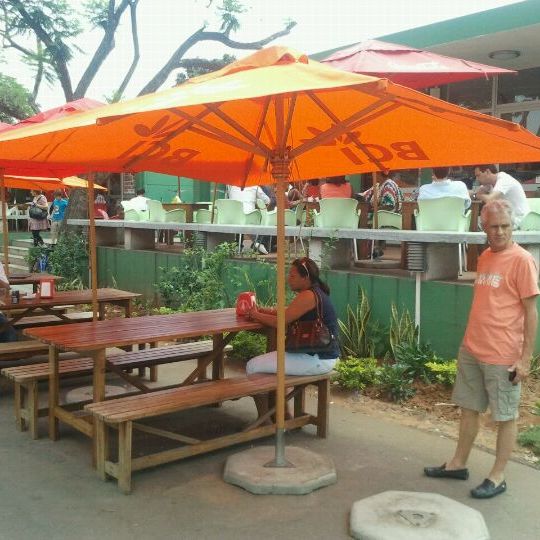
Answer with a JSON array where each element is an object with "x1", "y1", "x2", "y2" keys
[{"x1": 1, "y1": 46, "x2": 540, "y2": 466}]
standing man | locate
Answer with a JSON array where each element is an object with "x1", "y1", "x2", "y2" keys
[
  {"x1": 473, "y1": 165, "x2": 529, "y2": 227},
  {"x1": 424, "y1": 200, "x2": 539, "y2": 499},
  {"x1": 418, "y1": 167, "x2": 471, "y2": 210}
]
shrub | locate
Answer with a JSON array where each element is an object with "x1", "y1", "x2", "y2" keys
[
  {"x1": 333, "y1": 357, "x2": 381, "y2": 391},
  {"x1": 394, "y1": 341, "x2": 443, "y2": 383},
  {"x1": 389, "y1": 304, "x2": 418, "y2": 358},
  {"x1": 229, "y1": 331, "x2": 267, "y2": 362},
  {"x1": 518, "y1": 426, "x2": 540, "y2": 456},
  {"x1": 425, "y1": 360, "x2": 457, "y2": 386},
  {"x1": 378, "y1": 363, "x2": 416, "y2": 403},
  {"x1": 156, "y1": 243, "x2": 236, "y2": 311},
  {"x1": 49, "y1": 232, "x2": 88, "y2": 289},
  {"x1": 338, "y1": 288, "x2": 391, "y2": 360}
]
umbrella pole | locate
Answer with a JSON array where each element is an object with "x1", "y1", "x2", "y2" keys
[
  {"x1": 87, "y1": 173, "x2": 98, "y2": 321},
  {"x1": 266, "y1": 158, "x2": 293, "y2": 468},
  {"x1": 0, "y1": 169, "x2": 8, "y2": 276},
  {"x1": 210, "y1": 183, "x2": 218, "y2": 224}
]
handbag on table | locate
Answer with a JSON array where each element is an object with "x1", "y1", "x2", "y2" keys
[{"x1": 285, "y1": 288, "x2": 335, "y2": 354}]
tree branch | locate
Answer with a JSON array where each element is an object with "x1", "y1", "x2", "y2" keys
[
  {"x1": 138, "y1": 20, "x2": 297, "y2": 96},
  {"x1": 74, "y1": 0, "x2": 137, "y2": 99},
  {"x1": 114, "y1": 0, "x2": 140, "y2": 100},
  {"x1": 9, "y1": 0, "x2": 74, "y2": 100}
]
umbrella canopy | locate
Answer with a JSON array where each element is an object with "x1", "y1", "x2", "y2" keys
[
  {"x1": 1, "y1": 175, "x2": 107, "y2": 191},
  {"x1": 61, "y1": 176, "x2": 107, "y2": 190},
  {"x1": 0, "y1": 46, "x2": 539, "y2": 466},
  {"x1": 320, "y1": 39, "x2": 515, "y2": 89},
  {"x1": 13, "y1": 98, "x2": 105, "y2": 127},
  {"x1": 0, "y1": 47, "x2": 536, "y2": 182}
]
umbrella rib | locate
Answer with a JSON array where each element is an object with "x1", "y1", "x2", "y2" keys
[
  {"x1": 306, "y1": 91, "x2": 388, "y2": 171},
  {"x1": 170, "y1": 107, "x2": 267, "y2": 158},
  {"x1": 241, "y1": 96, "x2": 272, "y2": 188},
  {"x1": 289, "y1": 96, "x2": 394, "y2": 159},
  {"x1": 282, "y1": 95, "x2": 297, "y2": 153},
  {"x1": 205, "y1": 102, "x2": 272, "y2": 156},
  {"x1": 121, "y1": 110, "x2": 212, "y2": 170}
]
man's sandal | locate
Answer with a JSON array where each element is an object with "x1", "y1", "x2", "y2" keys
[{"x1": 424, "y1": 464, "x2": 469, "y2": 480}]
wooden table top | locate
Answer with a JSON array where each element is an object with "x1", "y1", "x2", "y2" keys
[
  {"x1": 8, "y1": 273, "x2": 62, "y2": 285},
  {"x1": 24, "y1": 308, "x2": 263, "y2": 352},
  {"x1": 1, "y1": 287, "x2": 140, "y2": 311}
]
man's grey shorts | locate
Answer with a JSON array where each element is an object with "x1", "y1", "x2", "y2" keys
[{"x1": 452, "y1": 348, "x2": 521, "y2": 421}]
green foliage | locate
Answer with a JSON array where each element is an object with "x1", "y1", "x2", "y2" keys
[
  {"x1": 229, "y1": 331, "x2": 267, "y2": 362},
  {"x1": 389, "y1": 303, "x2": 419, "y2": 358},
  {"x1": 338, "y1": 288, "x2": 372, "y2": 358},
  {"x1": 26, "y1": 245, "x2": 50, "y2": 271},
  {"x1": 48, "y1": 233, "x2": 88, "y2": 289},
  {"x1": 0, "y1": 73, "x2": 36, "y2": 122},
  {"x1": 218, "y1": 0, "x2": 246, "y2": 33},
  {"x1": 425, "y1": 360, "x2": 457, "y2": 386},
  {"x1": 338, "y1": 288, "x2": 391, "y2": 360},
  {"x1": 156, "y1": 243, "x2": 236, "y2": 311},
  {"x1": 530, "y1": 354, "x2": 540, "y2": 379},
  {"x1": 393, "y1": 342, "x2": 442, "y2": 383},
  {"x1": 377, "y1": 363, "x2": 416, "y2": 403},
  {"x1": 517, "y1": 426, "x2": 540, "y2": 456},
  {"x1": 333, "y1": 357, "x2": 381, "y2": 391}
]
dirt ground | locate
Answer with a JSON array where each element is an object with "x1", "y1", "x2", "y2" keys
[{"x1": 328, "y1": 377, "x2": 540, "y2": 467}]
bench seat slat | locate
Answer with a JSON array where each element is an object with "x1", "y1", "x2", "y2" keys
[{"x1": 86, "y1": 374, "x2": 328, "y2": 423}]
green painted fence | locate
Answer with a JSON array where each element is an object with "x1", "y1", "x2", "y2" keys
[{"x1": 97, "y1": 246, "x2": 539, "y2": 359}]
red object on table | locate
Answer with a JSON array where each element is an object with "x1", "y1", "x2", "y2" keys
[{"x1": 236, "y1": 292, "x2": 256, "y2": 316}]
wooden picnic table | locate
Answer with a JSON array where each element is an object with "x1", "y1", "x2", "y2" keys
[
  {"x1": 8, "y1": 273, "x2": 62, "y2": 293},
  {"x1": 1, "y1": 287, "x2": 139, "y2": 326},
  {"x1": 24, "y1": 308, "x2": 269, "y2": 442}
]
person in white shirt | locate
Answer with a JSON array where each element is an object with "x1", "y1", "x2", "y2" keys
[
  {"x1": 227, "y1": 185, "x2": 271, "y2": 254},
  {"x1": 473, "y1": 165, "x2": 529, "y2": 227},
  {"x1": 130, "y1": 188, "x2": 149, "y2": 212},
  {"x1": 227, "y1": 185, "x2": 270, "y2": 213},
  {"x1": 418, "y1": 167, "x2": 471, "y2": 211}
]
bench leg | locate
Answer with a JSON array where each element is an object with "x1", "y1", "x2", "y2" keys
[
  {"x1": 95, "y1": 419, "x2": 109, "y2": 481},
  {"x1": 212, "y1": 334, "x2": 225, "y2": 381},
  {"x1": 149, "y1": 366, "x2": 158, "y2": 382},
  {"x1": 118, "y1": 421, "x2": 133, "y2": 494},
  {"x1": 49, "y1": 346, "x2": 60, "y2": 441},
  {"x1": 293, "y1": 384, "x2": 306, "y2": 418},
  {"x1": 316, "y1": 378, "x2": 330, "y2": 438},
  {"x1": 14, "y1": 382, "x2": 25, "y2": 431},
  {"x1": 28, "y1": 381, "x2": 39, "y2": 440}
]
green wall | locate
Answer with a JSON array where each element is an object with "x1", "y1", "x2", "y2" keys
[
  {"x1": 96, "y1": 246, "x2": 482, "y2": 358},
  {"x1": 135, "y1": 172, "x2": 214, "y2": 203}
]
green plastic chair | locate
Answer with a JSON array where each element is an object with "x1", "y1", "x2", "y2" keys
[
  {"x1": 121, "y1": 200, "x2": 149, "y2": 221},
  {"x1": 260, "y1": 208, "x2": 296, "y2": 226},
  {"x1": 520, "y1": 199, "x2": 540, "y2": 230},
  {"x1": 415, "y1": 197, "x2": 471, "y2": 274},
  {"x1": 376, "y1": 210, "x2": 402, "y2": 230},
  {"x1": 165, "y1": 208, "x2": 186, "y2": 223},
  {"x1": 147, "y1": 200, "x2": 167, "y2": 222},
  {"x1": 216, "y1": 199, "x2": 261, "y2": 252},
  {"x1": 195, "y1": 209, "x2": 214, "y2": 224},
  {"x1": 313, "y1": 198, "x2": 360, "y2": 260},
  {"x1": 313, "y1": 198, "x2": 360, "y2": 228}
]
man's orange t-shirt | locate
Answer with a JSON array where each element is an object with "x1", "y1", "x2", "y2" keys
[{"x1": 463, "y1": 243, "x2": 539, "y2": 365}]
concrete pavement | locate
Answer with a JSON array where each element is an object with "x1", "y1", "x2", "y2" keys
[{"x1": 0, "y1": 364, "x2": 538, "y2": 540}]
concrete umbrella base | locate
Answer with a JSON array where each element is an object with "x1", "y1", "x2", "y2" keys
[
  {"x1": 350, "y1": 490, "x2": 490, "y2": 540},
  {"x1": 223, "y1": 446, "x2": 337, "y2": 495}
]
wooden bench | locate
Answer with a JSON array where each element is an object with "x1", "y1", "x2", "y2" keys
[
  {"x1": 0, "y1": 340, "x2": 49, "y2": 362},
  {"x1": 85, "y1": 373, "x2": 330, "y2": 493},
  {"x1": 1, "y1": 340, "x2": 231, "y2": 439},
  {"x1": 13, "y1": 311, "x2": 94, "y2": 330}
]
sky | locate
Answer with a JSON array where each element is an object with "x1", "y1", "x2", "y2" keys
[{"x1": 3, "y1": 0, "x2": 521, "y2": 110}]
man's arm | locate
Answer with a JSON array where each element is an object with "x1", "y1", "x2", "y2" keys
[
  {"x1": 475, "y1": 190, "x2": 503, "y2": 203},
  {"x1": 513, "y1": 295, "x2": 538, "y2": 382}
]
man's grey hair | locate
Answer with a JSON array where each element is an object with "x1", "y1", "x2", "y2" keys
[{"x1": 480, "y1": 199, "x2": 514, "y2": 228}]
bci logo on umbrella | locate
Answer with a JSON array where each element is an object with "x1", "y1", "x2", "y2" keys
[{"x1": 301, "y1": 127, "x2": 429, "y2": 165}]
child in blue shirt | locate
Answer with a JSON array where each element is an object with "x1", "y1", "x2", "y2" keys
[{"x1": 50, "y1": 189, "x2": 68, "y2": 244}]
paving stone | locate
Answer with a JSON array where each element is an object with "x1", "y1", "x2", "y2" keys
[
  {"x1": 223, "y1": 445, "x2": 337, "y2": 495},
  {"x1": 350, "y1": 490, "x2": 489, "y2": 540}
]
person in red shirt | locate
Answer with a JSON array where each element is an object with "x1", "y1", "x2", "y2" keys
[
  {"x1": 302, "y1": 179, "x2": 321, "y2": 200},
  {"x1": 424, "y1": 199, "x2": 539, "y2": 499},
  {"x1": 320, "y1": 175, "x2": 353, "y2": 199}
]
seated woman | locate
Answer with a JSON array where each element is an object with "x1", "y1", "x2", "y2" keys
[
  {"x1": 302, "y1": 179, "x2": 321, "y2": 201},
  {"x1": 246, "y1": 257, "x2": 340, "y2": 376}
]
